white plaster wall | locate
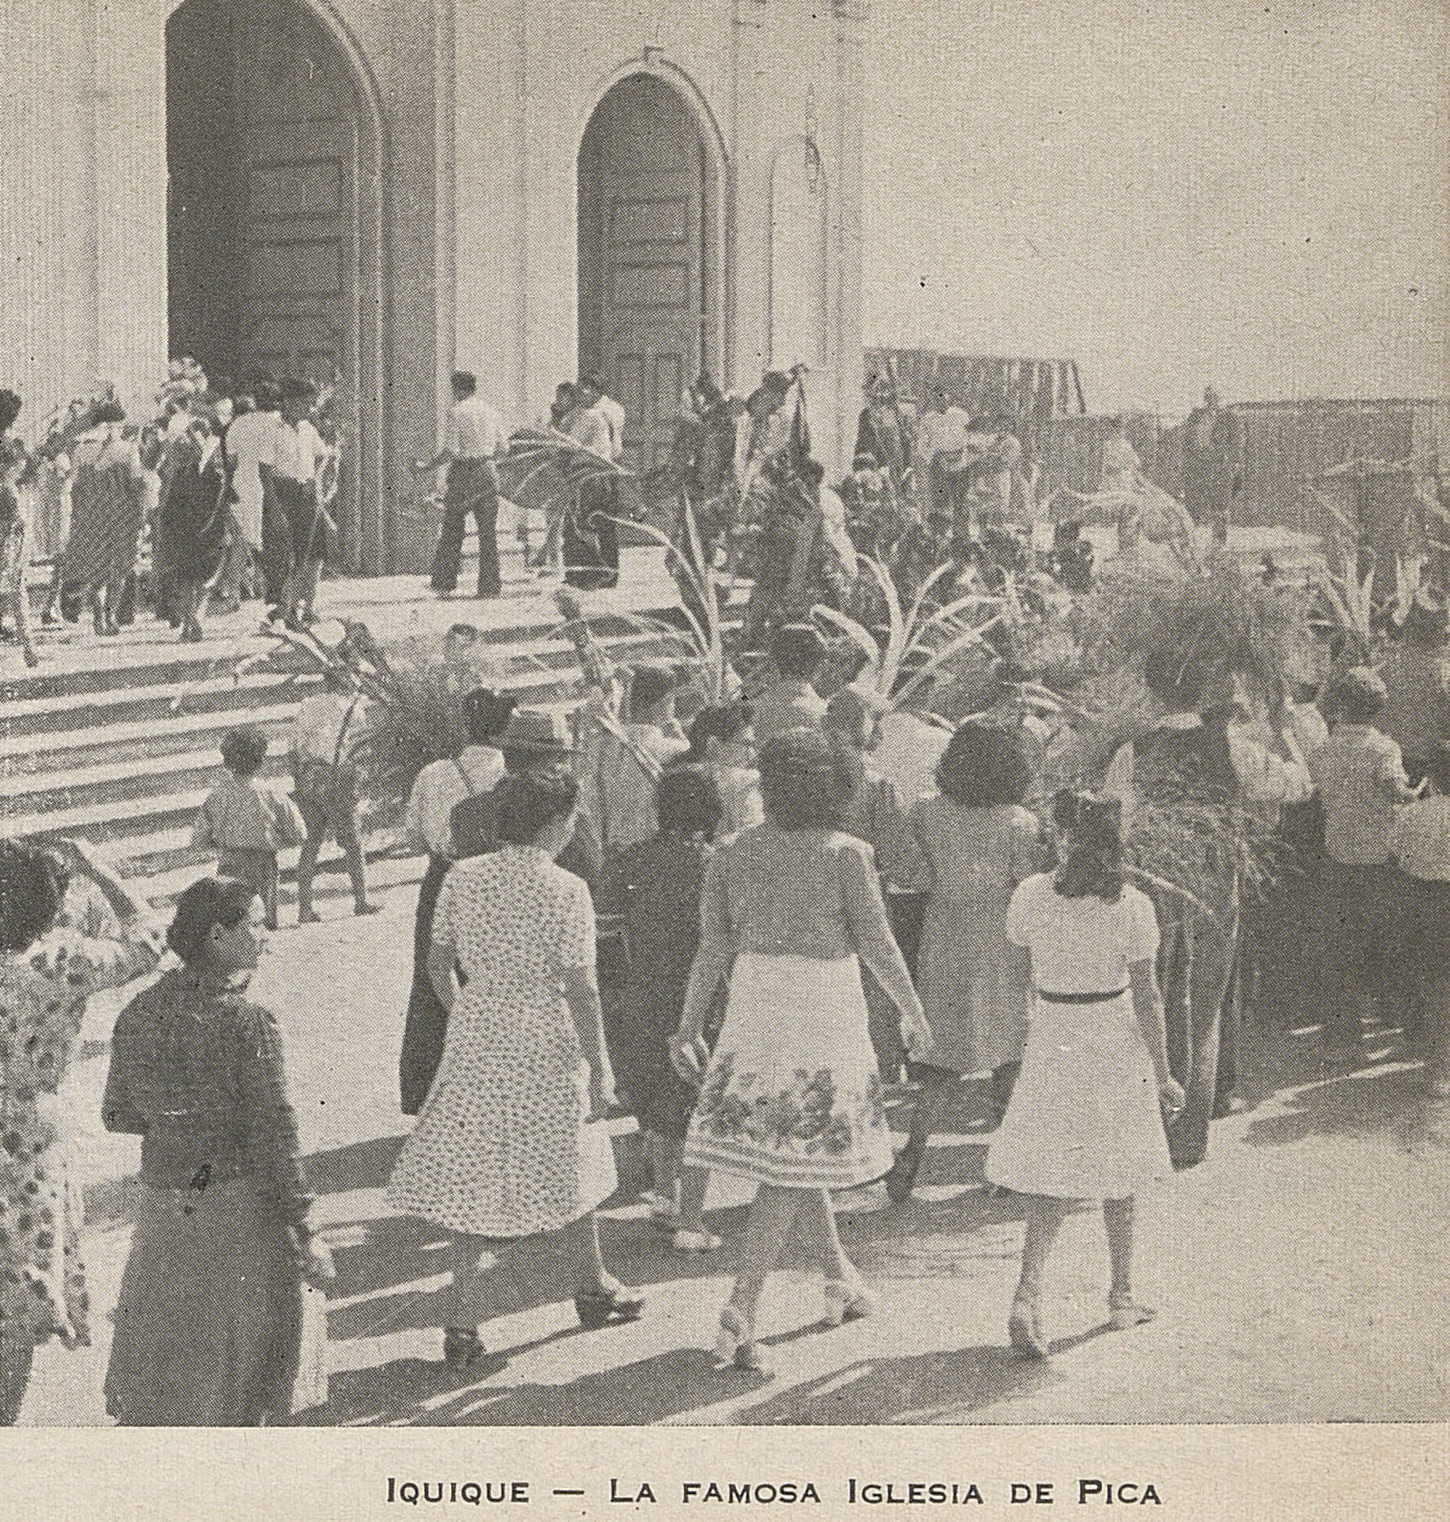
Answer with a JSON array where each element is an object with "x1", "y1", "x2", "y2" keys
[{"x1": 450, "y1": 0, "x2": 865, "y2": 468}]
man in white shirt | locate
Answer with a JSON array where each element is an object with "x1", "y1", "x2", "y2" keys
[
  {"x1": 566, "y1": 374, "x2": 622, "y2": 589},
  {"x1": 215, "y1": 379, "x2": 281, "y2": 610},
  {"x1": 271, "y1": 378, "x2": 330, "y2": 624},
  {"x1": 914, "y1": 384, "x2": 972, "y2": 534},
  {"x1": 415, "y1": 371, "x2": 506, "y2": 598}
]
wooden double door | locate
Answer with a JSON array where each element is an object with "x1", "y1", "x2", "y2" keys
[
  {"x1": 578, "y1": 76, "x2": 717, "y2": 476},
  {"x1": 167, "y1": 0, "x2": 379, "y2": 569}
]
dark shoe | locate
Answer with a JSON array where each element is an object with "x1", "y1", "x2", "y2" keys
[
  {"x1": 442, "y1": 1326, "x2": 487, "y2": 1369},
  {"x1": 355, "y1": 902, "x2": 382, "y2": 916},
  {"x1": 298, "y1": 909, "x2": 322, "y2": 925},
  {"x1": 575, "y1": 1285, "x2": 645, "y2": 1329}
]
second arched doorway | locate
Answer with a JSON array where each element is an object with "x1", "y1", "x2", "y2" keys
[{"x1": 578, "y1": 73, "x2": 723, "y2": 474}]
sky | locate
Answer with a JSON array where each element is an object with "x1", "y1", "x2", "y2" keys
[{"x1": 861, "y1": 0, "x2": 1449, "y2": 418}]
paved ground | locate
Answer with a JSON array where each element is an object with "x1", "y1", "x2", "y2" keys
[{"x1": 19, "y1": 864, "x2": 1450, "y2": 1427}]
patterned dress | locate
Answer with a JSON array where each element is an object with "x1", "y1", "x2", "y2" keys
[
  {"x1": 1, "y1": 913, "x2": 159, "y2": 1349},
  {"x1": 386, "y1": 846, "x2": 616, "y2": 1237},
  {"x1": 102, "y1": 971, "x2": 313, "y2": 1426},
  {"x1": 680, "y1": 827, "x2": 919, "y2": 1190}
]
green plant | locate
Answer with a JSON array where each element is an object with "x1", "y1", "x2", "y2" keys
[{"x1": 811, "y1": 554, "x2": 1008, "y2": 715}]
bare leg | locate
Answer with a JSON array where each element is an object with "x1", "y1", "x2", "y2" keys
[
  {"x1": 442, "y1": 1230, "x2": 499, "y2": 1330},
  {"x1": 335, "y1": 809, "x2": 373, "y2": 913},
  {"x1": 799, "y1": 1189, "x2": 853, "y2": 1282},
  {"x1": 564, "y1": 1211, "x2": 611, "y2": 1296},
  {"x1": 296, "y1": 806, "x2": 324, "y2": 920},
  {"x1": 1010, "y1": 1193, "x2": 1071, "y2": 1356},
  {"x1": 724, "y1": 1184, "x2": 806, "y2": 1328},
  {"x1": 1103, "y1": 1195, "x2": 1154, "y2": 1326}
]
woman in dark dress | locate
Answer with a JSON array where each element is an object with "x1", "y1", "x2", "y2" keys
[
  {"x1": 156, "y1": 408, "x2": 229, "y2": 641},
  {"x1": 398, "y1": 688, "x2": 513, "y2": 1116},
  {"x1": 598, "y1": 766, "x2": 724, "y2": 1251},
  {"x1": 103, "y1": 877, "x2": 334, "y2": 1425}
]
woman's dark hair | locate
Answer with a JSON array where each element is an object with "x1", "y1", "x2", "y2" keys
[
  {"x1": 758, "y1": 728, "x2": 856, "y2": 832},
  {"x1": 463, "y1": 687, "x2": 515, "y2": 747},
  {"x1": 1328, "y1": 667, "x2": 1387, "y2": 726},
  {"x1": 220, "y1": 725, "x2": 269, "y2": 777},
  {"x1": 655, "y1": 764, "x2": 724, "y2": 839},
  {"x1": 769, "y1": 622, "x2": 827, "y2": 680},
  {"x1": 492, "y1": 766, "x2": 579, "y2": 845},
  {"x1": 91, "y1": 398, "x2": 126, "y2": 426},
  {"x1": 629, "y1": 665, "x2": 677, "y2": 715},
  {"x1": 684, "y1": 702, "x2": 753, "y2": 761},
  {"x1": 0, "y1": 389, "x2": 22, "y2": 434},
  {"x1": 936, "y1": 722, "x2": 1032, "y2": 809},
  {"x1": 167, "y1": 876, "x2": 256, "y2": 964},
  {"x1": 0, "y1": 841, "x2": 69, "y2": 953},
  {"x1": 253, "y1": 380, "x2": 283, "y2": 412},
  {"x1": 1051, "y1": 789, "x2": 1125, "y2": 902}
]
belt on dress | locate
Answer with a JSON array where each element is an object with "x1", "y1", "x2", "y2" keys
[{"x1": 1035, "y1": 987, "x2": 1129, "y2": 1004}]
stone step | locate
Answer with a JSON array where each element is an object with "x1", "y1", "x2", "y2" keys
[{"x1": 0, "y1": 668, "x2": 302, "y2": 739}]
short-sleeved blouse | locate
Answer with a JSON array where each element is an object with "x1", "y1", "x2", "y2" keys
[{"x1": 1005, "y1": 873, "x2": 1159, "y2": 994}]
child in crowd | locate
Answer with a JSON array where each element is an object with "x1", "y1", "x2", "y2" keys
[
  {"x1": 588, "y1": 665, "x2": 690, "y2": 852},
  {"x1": 750, "y1": 623, "x2": 827, "y2": 744},
  {"x1": 680, "y1": 702, "x2": 762, "y2": 837},
  {"x1": 987, "y1": 791, "x2": 1182, "y2": 1357},
  {"x1": 1308, "y1": 667, "x2": 1418, "y2": 1061},
  {"x1": 193, "y1": 725, "x2": 306, "y2": 931},
  {"x1": 598, "y1": 766, "x2": 725, "y2": 1251}
]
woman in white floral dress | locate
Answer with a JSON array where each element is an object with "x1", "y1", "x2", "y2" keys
[
  {"x1": 0, "y1": 837, "x2": 161, "y2": 1422},
  {"x1": 386, "y1": 768, "x2": 642, "y2": 1369},
  {"x1": 672, "y1": 729, "x2": 931, "y2": 1373}
]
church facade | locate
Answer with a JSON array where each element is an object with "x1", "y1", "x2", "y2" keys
[{"x1": 3, "y1": 0, "x2": 867, "y2": 573}]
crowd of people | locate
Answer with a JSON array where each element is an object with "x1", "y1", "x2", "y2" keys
[
  {"x1": 5, "y1": 343, "x2": 1450, "y2": 1425},
  {"x1": 0, "y1": 369, "x2": 342, "y2": 661}
]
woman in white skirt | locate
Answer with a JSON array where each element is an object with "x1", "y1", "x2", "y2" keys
[
  {"x1": 671, "y1": 729, "x2": 931, "y2": 1373},
  {"x1": 986, "y1": 790, "x2": 1185, "y2": 1358}
]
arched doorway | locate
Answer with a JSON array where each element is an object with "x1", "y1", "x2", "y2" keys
[
  {"x1": 165, "y1": 0, "x2": 384, "y2": 573},
  {"x1": 578, "y1": 74, "x2": 722, "y2": 474}
]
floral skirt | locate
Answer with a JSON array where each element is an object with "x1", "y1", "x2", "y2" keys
[{"x1": 683, "y1": 953, "x2": 891, "y2": 1189}]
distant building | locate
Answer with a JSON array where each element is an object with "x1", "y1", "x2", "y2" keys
[{"x1": 3, "y1": 0, "x2": 867, "y2": 572}]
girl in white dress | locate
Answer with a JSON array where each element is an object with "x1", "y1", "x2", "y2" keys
[{"x1": 986, "y1": 791, "x2": 1185, "y2": 1357}]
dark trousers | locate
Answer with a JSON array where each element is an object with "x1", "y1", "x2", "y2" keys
[
  {"x1": 1315, "y1": 859, "x2": 1408, "y2": 1041},
  {"x1": 431, "y1": 459, "x2": 501, "y2": 596},
  {"x1": 563, "y1": 480, "x2": 619, "y2": 591},
  {"x1": 216, "y1": 848, "x2": 281, "y2": 931},
  {"x1": 1155, "y1": 886, "x2": 1239, "y2": 1168},
  {"x1": 399, "y1": 853, "x2": 452, "y2": 1115}
]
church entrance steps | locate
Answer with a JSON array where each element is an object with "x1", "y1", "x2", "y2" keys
[{"x1": 2, "y1": 547, "x2": 687, "y2": 896}]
